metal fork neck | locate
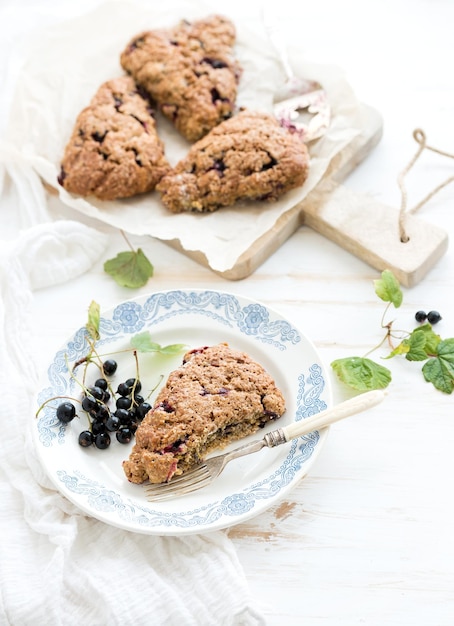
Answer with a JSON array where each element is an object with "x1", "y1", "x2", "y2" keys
[{"x1": 264, "y1": 428, "x2": 287, "y2": 448}]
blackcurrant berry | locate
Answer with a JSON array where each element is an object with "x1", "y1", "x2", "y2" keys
[
  {"x1": 87, "y1": 385, "x2": 104, "y2": 401},
  {"x1": 415, "y1": 310, "x2": 427, "y2": 323},
  {"x1": 82, "y1": 395, "x2": 98, "y2": 412},
  {"x1": 78, "y1": 430, "x2": 94, "y2": 447},
  {"x1": 94, "y1": 378, "x2": 108, "y2": 391},
  {"x1": 94, "y1": 404, "x2": 110, "y2": 422},
  {"x1": 125, "y1": 378, "x2": 142, "y2": 393},
  {"x1": 117, "y1": 382, "x2": 131, "y2": 397},
  {"x1": 116, "y1": 428, "x2": 133, "y2": 444},
  {"x1": 133, "y1": 394, "x2": 144, "y2": 405},
  {"x1": 94, "y1": 432, "x2": 111, "y2": 449},
  {"x1": 116, "y1": 396, "x2": 132, "y2": 410},
  {"x1": 114, "y1": 408, "x2": 133, "y2": 425},
  {"x1": 56, "y1": 402, "x2": 76, "y2": 424},
  {"x1": 103, "y1": 359, "x2": 118, "y2": 376},
  {"x1": 91, "y1": 420, "x2": 107, "y2": 435},
  {"x1": 106, "y1": 415, "x2": 121, "y2": 432},
  {"x1": 136, "y1": 402, "x2": 152, "y2": 419},
  {"x1": 427, "y1": 310, "x2": 442, "y2": 325}
]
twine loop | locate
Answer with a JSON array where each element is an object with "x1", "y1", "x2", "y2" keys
[{"x1": 398, "y1": 128, "x2": 454, "y2": 243}]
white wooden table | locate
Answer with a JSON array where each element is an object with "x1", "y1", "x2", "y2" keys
[{"x1": 3, "y1": 0, "x2": 454, "y2": 624}]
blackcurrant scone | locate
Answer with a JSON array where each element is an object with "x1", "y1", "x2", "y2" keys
[
  {"x1": 122, "y1": 343, "x2": 286, "y2": 484},
  {"x1": 57, "y1": 76, "x2": 170, "y2": 200},
  {"x1": 120, "y1": 15, "x2": 242, "y2": 142},
  {"x1": 156, "y1": 109, "x2": 310, "y2": 213}
]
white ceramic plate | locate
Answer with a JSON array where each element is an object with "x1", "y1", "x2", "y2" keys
[{"x1": 33, "y1": 289, "x2": 332, "y2": 536}]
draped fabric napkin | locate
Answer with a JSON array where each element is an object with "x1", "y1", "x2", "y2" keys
[
  {"x1": 0, "y1": 172, "x2": 264, "y2": 626},
  {"x1": 0, "y1": 3, "x2": 268, "y2": 621},
  {"x1": 0, "y1": 115, "x2": 264, "y2": 626}
]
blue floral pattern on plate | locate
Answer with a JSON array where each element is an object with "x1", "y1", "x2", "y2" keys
[{"x1": 33, "y1": 290, "x2": 330, "y2": 535}]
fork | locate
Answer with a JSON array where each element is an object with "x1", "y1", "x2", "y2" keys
[
  {"x1": 145, "y1": 389, "x2": 386, "y2": 502},
  {"x1": 262, "y1": 5, "x2": 331, "y2": 142}
]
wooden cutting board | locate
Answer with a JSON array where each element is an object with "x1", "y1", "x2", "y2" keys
[{"x1": 166, "y1": 103, "x2": 449, "y2": 287}]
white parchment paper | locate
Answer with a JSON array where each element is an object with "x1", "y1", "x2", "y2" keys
[{"x1": 3, "y1": 0, "x2": 363, "y2": 272}]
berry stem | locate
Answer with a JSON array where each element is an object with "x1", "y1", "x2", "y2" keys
[
  {"x1": 120, "y1": 229, "x2": 135, "y2": 253},
  {"x1": 35, "y1": 394, "x2": 81, "y2": 418},
  {"x1": 147, "y1": 374, "x2": 164, "y2": 400}
]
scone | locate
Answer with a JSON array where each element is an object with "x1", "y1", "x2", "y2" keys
[
  {"x1": 156, "y1": 109, "x2": 310, "y2": 213},
  {"x1": 57, "y1": 76, "x2": 170, "y2": 200},
  {"x1": 120, "y1": 15, "x2": 242, "y2": 142},
  {"x1": 123, "y1": 343, "x2": 286, "y2": 484}
]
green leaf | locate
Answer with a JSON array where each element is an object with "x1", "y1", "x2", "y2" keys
[
  {"x1": 386, "y1": 339, "x2": 410, "y2": 358},
  {"x1": 131, "y1": 332, "x2": 161, "y2": 352},
  {"x1": 331, "y1": 356, "x2": 392, "y2": 391},
  {"x1": 386, "y1": 325, "x2": 441, "y2": 361},
  {"x1": 104, "y1": 248, "x2": 153, "y2": 288},
  {"x1": 159, "y1": 343, "x2": 188, "y2": 355},
  {"x1": 422, "y1": 338, "x2": 454, "y2": 393},
  {"x1": 405, "y1": 330, "x2": 430, "y2": 361},
  {"x1": 130, "y1": 331, "x2": 187, "y2": 355},
  {"x1": 413, "y1": 323, "x2": 441, "y2": 356},
  {"x1": 86, "y1": 300, "x2": 100, "y2": 340},
  {"x1": 406, "y1": 326, "x2": 441, "y2": 361},
  {"x1": 373, "y1": 269, "x2": 403, "y2": 308}
]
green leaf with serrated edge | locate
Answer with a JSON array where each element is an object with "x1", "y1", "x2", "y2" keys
[
  {"x1": 159, "y1": 343, "x2": 188, "y2": 355},
  {"x1": 104, "y1": 248, "x2": 153, "y2": 288},
  {"x1": 413, "y1": 323, "x2": 441, "y2": 355},
  {"x1": 406, "y1": 327, "x2": 441, "y2": 361},
  {"x1": 373, "y1": 269, "x2": 403, "y2": 308},
  {"x1": 331, "y1": 356, "x2": 392, "y2": 391},
  {"x1": 130, "y1": 331, "x2": 186, "y2": 355},
  {"x1": 386, "y1": 339, "x2": 410, "y2": 358},
  {"x1": 422, "y1": 339, "x2": 454, "y2": 393},
  {"x1": 422, "y1": 359, "x2": 454, "y2": 393},
  {"x1": 387, "y1": 325, "x2": 441, "y2": 360},
  {"x1": 405, "y1": 330, "x2": 430, "y2": 361},
  {"x1": 130, "y1": 332, "x2": 161, "y2": 352},
  {"x1": 423, "y1": 359, "x2": 453, "y2": 392},
  {"x1": 86, "y1": 300, "x2": 100, "y2": 340}
]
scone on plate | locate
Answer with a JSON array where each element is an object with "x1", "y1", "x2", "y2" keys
[
  {"x1": 123, "y1": 343, "x2": 286, "y2": 484},
  {"x1": 120, "y1": 15, "x2": 242, "y2": 142},
  {"x1": 57, "y1": 76, "x2": 170, "y2": 200},
  {"x1": 156, "y1": 109, "x2": 310, "y2": 213}
]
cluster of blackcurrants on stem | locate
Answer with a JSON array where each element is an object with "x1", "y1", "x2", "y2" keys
[
  {"x1": 414, "y1": 310, "x2": 442, "y2": 325},
  {"x1": 55, "y1": 358, "x2": 151, "y2": 449}
]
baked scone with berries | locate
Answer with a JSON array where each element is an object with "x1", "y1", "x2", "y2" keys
[
  {"x1": 57, "y1": 76, "x2": 170, "y2": 200},
  {"x1": 156, "y1": 109, "x2": 310, "y2": 213},
  {"x1": 120, "y1": 15, "x2": 242, "y2": 142},
  {"x1": 123, "y1": 343, "x2": 286, "y2": 484}
]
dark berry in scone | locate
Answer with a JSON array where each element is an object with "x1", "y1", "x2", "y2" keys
[
  {"x1": 122, "y1": 343, "x2": 286, "y2": 484},
  {"x1": 120, "y1": 15, "x2": 242, "y2": 142},
  {"x1": 57, "y1": 76, "x2": 170, "y2": 201},
  {"x1": 156, "y1": 109, "x2": 310, "y2": 213}
]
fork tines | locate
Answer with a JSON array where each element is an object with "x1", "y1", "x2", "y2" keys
[{"x1": 145, "y1": 464, "x2": 210, "y2": 501}]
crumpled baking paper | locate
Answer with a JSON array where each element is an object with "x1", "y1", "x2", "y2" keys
[{"x1": 3, "y1": 0, "x2": 363, "y2": 273}]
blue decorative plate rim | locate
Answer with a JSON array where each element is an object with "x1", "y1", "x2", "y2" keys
[{"x1": 33, "y1": 289, "x2": 331, "y2": 535}]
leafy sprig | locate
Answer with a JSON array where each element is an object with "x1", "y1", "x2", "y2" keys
[
  {"x1": 130, "y1": 331, "x2": 187, "y2": 355},
  {"x1": 73, "y1": 302, "x2": 186, "y2": 372},
  {"x1": 104, "y1": 230, "x2": 154, "y2": 288},
  {"x1": 331, "y1": 269, "x2": 454, "y2": 394},
  {"x1": 36, "y1": 302, "x2": 187, "y2": 417}
]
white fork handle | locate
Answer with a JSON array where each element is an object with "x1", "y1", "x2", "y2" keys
[{"x1": 282, "y1": 389, "x2": 386, "y2": 442}]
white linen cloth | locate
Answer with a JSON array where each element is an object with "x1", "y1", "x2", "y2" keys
[
  {"x1": 0, "y1": 135, "x2": 264, "y2": 626},
  {"x1": 0, "y1": 3, "x2": 265, "y2": 621}
]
